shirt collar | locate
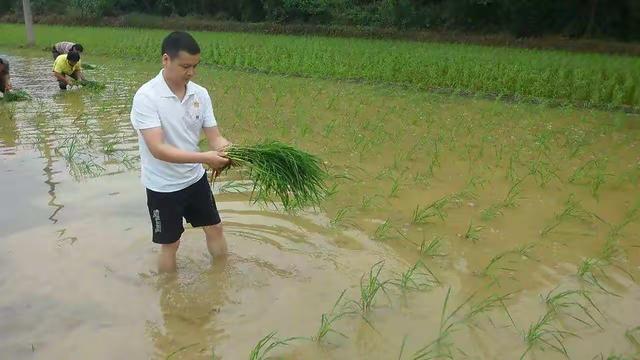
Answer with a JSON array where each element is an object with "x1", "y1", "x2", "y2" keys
[{"x1": 156, "y1": 70, "x2": 196, "y2": 99}]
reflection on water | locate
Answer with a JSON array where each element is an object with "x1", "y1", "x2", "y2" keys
[{"x1": 0, "y1": 52, "x2": 639, "y2": 359}]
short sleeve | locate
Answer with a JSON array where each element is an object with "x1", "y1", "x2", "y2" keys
[
  {"x1": 202, "y1": 90, "x2": 217, "y2": 128},
  {"x1": 74, "y1": 61, "x2": 82, "y2": 72},
  {"x1": 131, "y1": 92, "x2": 161, "y2": 130},
  {"x1": 52, "y1": 57, "x2": 62, "y2": 73}
]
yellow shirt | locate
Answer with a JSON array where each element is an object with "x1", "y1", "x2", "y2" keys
[{"x1": 53, "y1": 54, "x2": 81, "y2": 76}]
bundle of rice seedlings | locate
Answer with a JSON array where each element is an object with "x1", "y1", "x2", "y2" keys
[
  {"x1": 225, "y1": 141, "x2": 328, "y2": 211},
  {"x1": 75, "y1": 79, "x2": 106, "y2": 90},
  {"x1": 81, "y1": 63, "x2": 97, "y2": 70},
  {"x1": 2, "y1": 89, "x2": 30, "y2": 102}
]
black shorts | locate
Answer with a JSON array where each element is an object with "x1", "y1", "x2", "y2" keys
[{"x1": 146, "y1": 173, "x2": 221, "y2": 244}]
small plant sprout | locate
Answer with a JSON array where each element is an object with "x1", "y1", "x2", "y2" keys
[
  {"x1": 463, "y1": 221, "x2": 484, "y2": 243},
  {"x1": 313, "y1": 290, "x2": 354, "y2": 343},
  {"x1": 330, "y1": 206, "x2": 356, "y2": 228},
  {"x1": 521, "y1": 310, "x2": 578, "y2": 360},
  {"x1": 576, "y1": 258, "x2": 620, "y2": 296},
  {"x1": 349, "y1": 261, "x2": 391, "y2": 315},
  {"x1": 625, "y1": 326, "x2": 640, "y2": 347},
  {"x1": 543, "y1": 287, "x2": 603, "y2": 328},
  {"x1": 248, "y1": 331, "x2": 300, "y2": 360},
  {"x1": 541, "y1": 194, "x2": 596, "y2": 237},
  {"x1": 479, "y1": 244, "x2": 535, "y2": 279},
  {"x1": 419, "y1": 235, "x2": 447, "y2": 257},
  {"x1": 391, "y1": 261, "x2": 440, "y2": 292},
  {"x1": 374, "y1": 218, "x2": 395, "y2": 241},
  {"x1": 411, "y1": 196, "x2": 449, "y2": 224}
]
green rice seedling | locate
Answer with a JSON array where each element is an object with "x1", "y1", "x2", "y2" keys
[
  {"x1": 350, "y1": 261, "x2": 391, "y2": 314},
  {"x1": 569, "y1": 158, "x2": 599, "y2": 183},
  {"x1": 577, "y1": 258, "x2": 620, "y2": 296},
  {"x1": 464, "y1": 292, "x2": 516, "y2": 328},
  {"x1": 330, "y1": 206, "x2": 356, "y2": 228},
  {"x1": 521, "y1": 310, "x2": 578, "y2": 360},
  {"x1": 390, "y1": 177, "x2": 401, "y2": 197},
  {"x1": 568, "y1": 158, "x2": 612, "y2": 199},
  {"x1": 544, "y1": 288, "x2": 603, "y2": 328},
  {"x1": 409, "y1": 287, "x2": 514, "y2": 359},
  {"x1": 374, "y1": 218, "x2": 395, "y2": 241},
  {"x1": 226, "y1": 141, "x2": 328, "y2": 212},
  {"x1": 325, "y1": 183, "x2": 339, "y2": 198},
  {"x1": 248, "y1": 331, "x2": 299, "y2": 360},
  {"x1": 102, "y1": 139, "x2": 117, "y2": 155},
  {"x1": 313, "y1": 290, "x2": 354, "y2": 343},
  {"x1": 413, "y1": 170, "x2": 432, "y2": 186},
  {"x1": 481, "y1": 177, "x2": 525, "y2": 221},
  {"x1": 74, "y1": 79, "x2": 106, "y2": 90},
  {"x1": 479, "y1": 251, "x2": 513, "y2": 278},
  {"x1": 463, "y1": 221, "x2": 484, "y2": 243},
  {"x1": 506, "y1": 153, "x2": 521, "y2": 183},
  {"x1": 218, "y1": 180, "x2": 251, "y2": 194},
  {"x1": 625, "y1": 326, "x2": 640, "y2": 347},
  {"x1": 411, "y1": 196, "x2": 449, "y2": 224},
  {"x1": 541, "y1": 194, "x2": 595, "y2": 237},
  {"x1": 1, "y1": 89, "x2": 30, "y2": 102},
  {"x1": 480, "y1": 204, "x2": 504, "y2": 222},
  {"x1": 591, "y1": 354, "x2": 636, "y2": 360},
  {"x1": 360, "y1": 194, "x2": 383, "y2": 210},
  {"x1": 402, "y1": 334, "x2": 452, "y2": 360},
  {"x1": 529, "y1": 158, "x2": 561, "y2": 188},
  {"x1": 607, "y1": 201, "x2": 639, "y2": 243},
  {"x1": 81, "y1": 63, "x2": 97, "y2": 70},
  {"x1": 391, "y1": 261, "x2": 440, "y2": 292},
  {"x1": 322, "y1": 119, "x2": 338, "y2": 137},
  {"x1": 419, "y1": 235, "x2": 447, "y2": 257}
]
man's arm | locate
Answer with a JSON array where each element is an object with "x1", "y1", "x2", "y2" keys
[
  {"x1": 141, "y1": 127, "x2": 229, "y2": 169},
  {"x1": 53, "y1": 71, "x2": 68, "y2": 84},
  {"x1": 203, "y1": 126, "x2": 231, "y2": 151},
  {"x1": 73, "y1": 69, "x2": 86, "y2": 81}
]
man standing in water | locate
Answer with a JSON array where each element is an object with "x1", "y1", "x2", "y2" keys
[
  {"x1": 0, "y1": 57, "x2": 11, "y2": 94},
  {"x1": 130, "y1": 31, "x2": 231, "y2": 273}
]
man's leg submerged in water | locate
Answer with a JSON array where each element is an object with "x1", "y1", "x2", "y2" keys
[{"x1": 203, "y1": 223, "x2": 228, "y2": 258}]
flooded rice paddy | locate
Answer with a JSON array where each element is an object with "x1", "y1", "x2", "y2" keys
[{"x1": 0, "y1": 50, "x2": 639, "y2": 359}]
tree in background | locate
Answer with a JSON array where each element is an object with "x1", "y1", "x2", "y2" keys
[{"x1": 22, "y1": 0, "x2": 35, "y2": 46}]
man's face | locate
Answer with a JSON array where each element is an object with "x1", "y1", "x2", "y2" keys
[
  {"x1": 162, "y1": 51, "x2": 200, "y2": 86},
  {"x1": 68, "y1": 60, "x2": 78, "y2": 67}
]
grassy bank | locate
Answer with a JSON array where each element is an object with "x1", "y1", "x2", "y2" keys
[{"x1": 1, "y1": 23, "x2": 639, "y2": 110}]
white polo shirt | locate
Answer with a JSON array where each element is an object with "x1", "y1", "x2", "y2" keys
[{"x1": 130, "y1": 70, "x2": 217, "y2": 192}]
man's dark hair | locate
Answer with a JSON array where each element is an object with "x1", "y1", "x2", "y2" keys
[
  {"x1": 161, "y1": 31, "x2": 200, "y2": 58},
  {"x1": 72, "y1": 44, "x2": 84, "y2": 52},
  {"x1": 67, "y1": 51, "x2": 80, "y2": 62}
]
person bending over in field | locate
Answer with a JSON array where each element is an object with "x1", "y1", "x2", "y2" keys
[
  {"x1": 53, "y1": 51, "x2": 85, "y2": 90},
  {"x1": 130, "y1": 31, "x2": 232, "y2": 273},
  {"x1": 51, "y1": 41, "x2": 84, "y2": 60},
  {"x1": 0, "y1": 57, "x2": 11, "y2": 94}
]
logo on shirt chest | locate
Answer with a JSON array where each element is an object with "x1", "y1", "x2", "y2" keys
[
  {"x1": 184, "y1": 97, "x2": 203, "y2": 129},
  {"x1": 192, "y1": 100, "x2": 201, "y2": 120}
]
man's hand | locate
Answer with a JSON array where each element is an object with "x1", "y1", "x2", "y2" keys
[{"x1": 202, "y1": 150, "x2": 230, "y2": 170}]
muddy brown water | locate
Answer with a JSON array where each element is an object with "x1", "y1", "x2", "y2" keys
[{"x1": 0, "y1": 51, "x2": 639, "y2": 359}]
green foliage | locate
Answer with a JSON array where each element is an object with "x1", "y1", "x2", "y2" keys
[{"x1": 2, "y1": 24, "x2": 639, "y2": 109}]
